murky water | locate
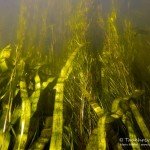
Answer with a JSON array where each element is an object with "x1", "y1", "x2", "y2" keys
[{"x1": 0, "y1": 0, "x2": 149, "y2": 150}]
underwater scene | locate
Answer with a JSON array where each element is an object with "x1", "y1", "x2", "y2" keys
[{"x1": 0, "y1": 0, "x2": 150, "y2": 149}]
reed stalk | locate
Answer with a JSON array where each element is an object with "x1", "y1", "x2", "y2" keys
[{"x1": 50, "y1": 45, "x2": 83, "y2": 150}]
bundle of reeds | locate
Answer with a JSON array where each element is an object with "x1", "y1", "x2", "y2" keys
[{"x1": 0, "y1": 0, "x2": 149, "y2": 150}]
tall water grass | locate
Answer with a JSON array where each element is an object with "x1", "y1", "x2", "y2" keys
[{"x1": 0, "y1": 0, "x2": 149, "y2": 150}]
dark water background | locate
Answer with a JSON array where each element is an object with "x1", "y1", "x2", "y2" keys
[{"x1": 0, "y1": 0, "x2": 150, "y2": 44}]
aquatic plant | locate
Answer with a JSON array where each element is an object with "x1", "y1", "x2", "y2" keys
[
  {"x1": 50, "y1": 45, "x2": 84, "y2": 150},
  {"x1": 0, "y1": 0, "x2": 149, "y2": 150},
  {"x1": 17, "y1": 0, "x2": 27, "y2": 50},
  {"x1": 98, "y1": 8, "x2": 150, "y2": 149},
  {"x1": 0, "y1": 45, "x2": 11, "y2": 72}
]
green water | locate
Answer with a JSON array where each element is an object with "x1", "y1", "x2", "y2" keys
[{"x1": 0, "y1": 0, "x2": 150, "y2": 150}]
